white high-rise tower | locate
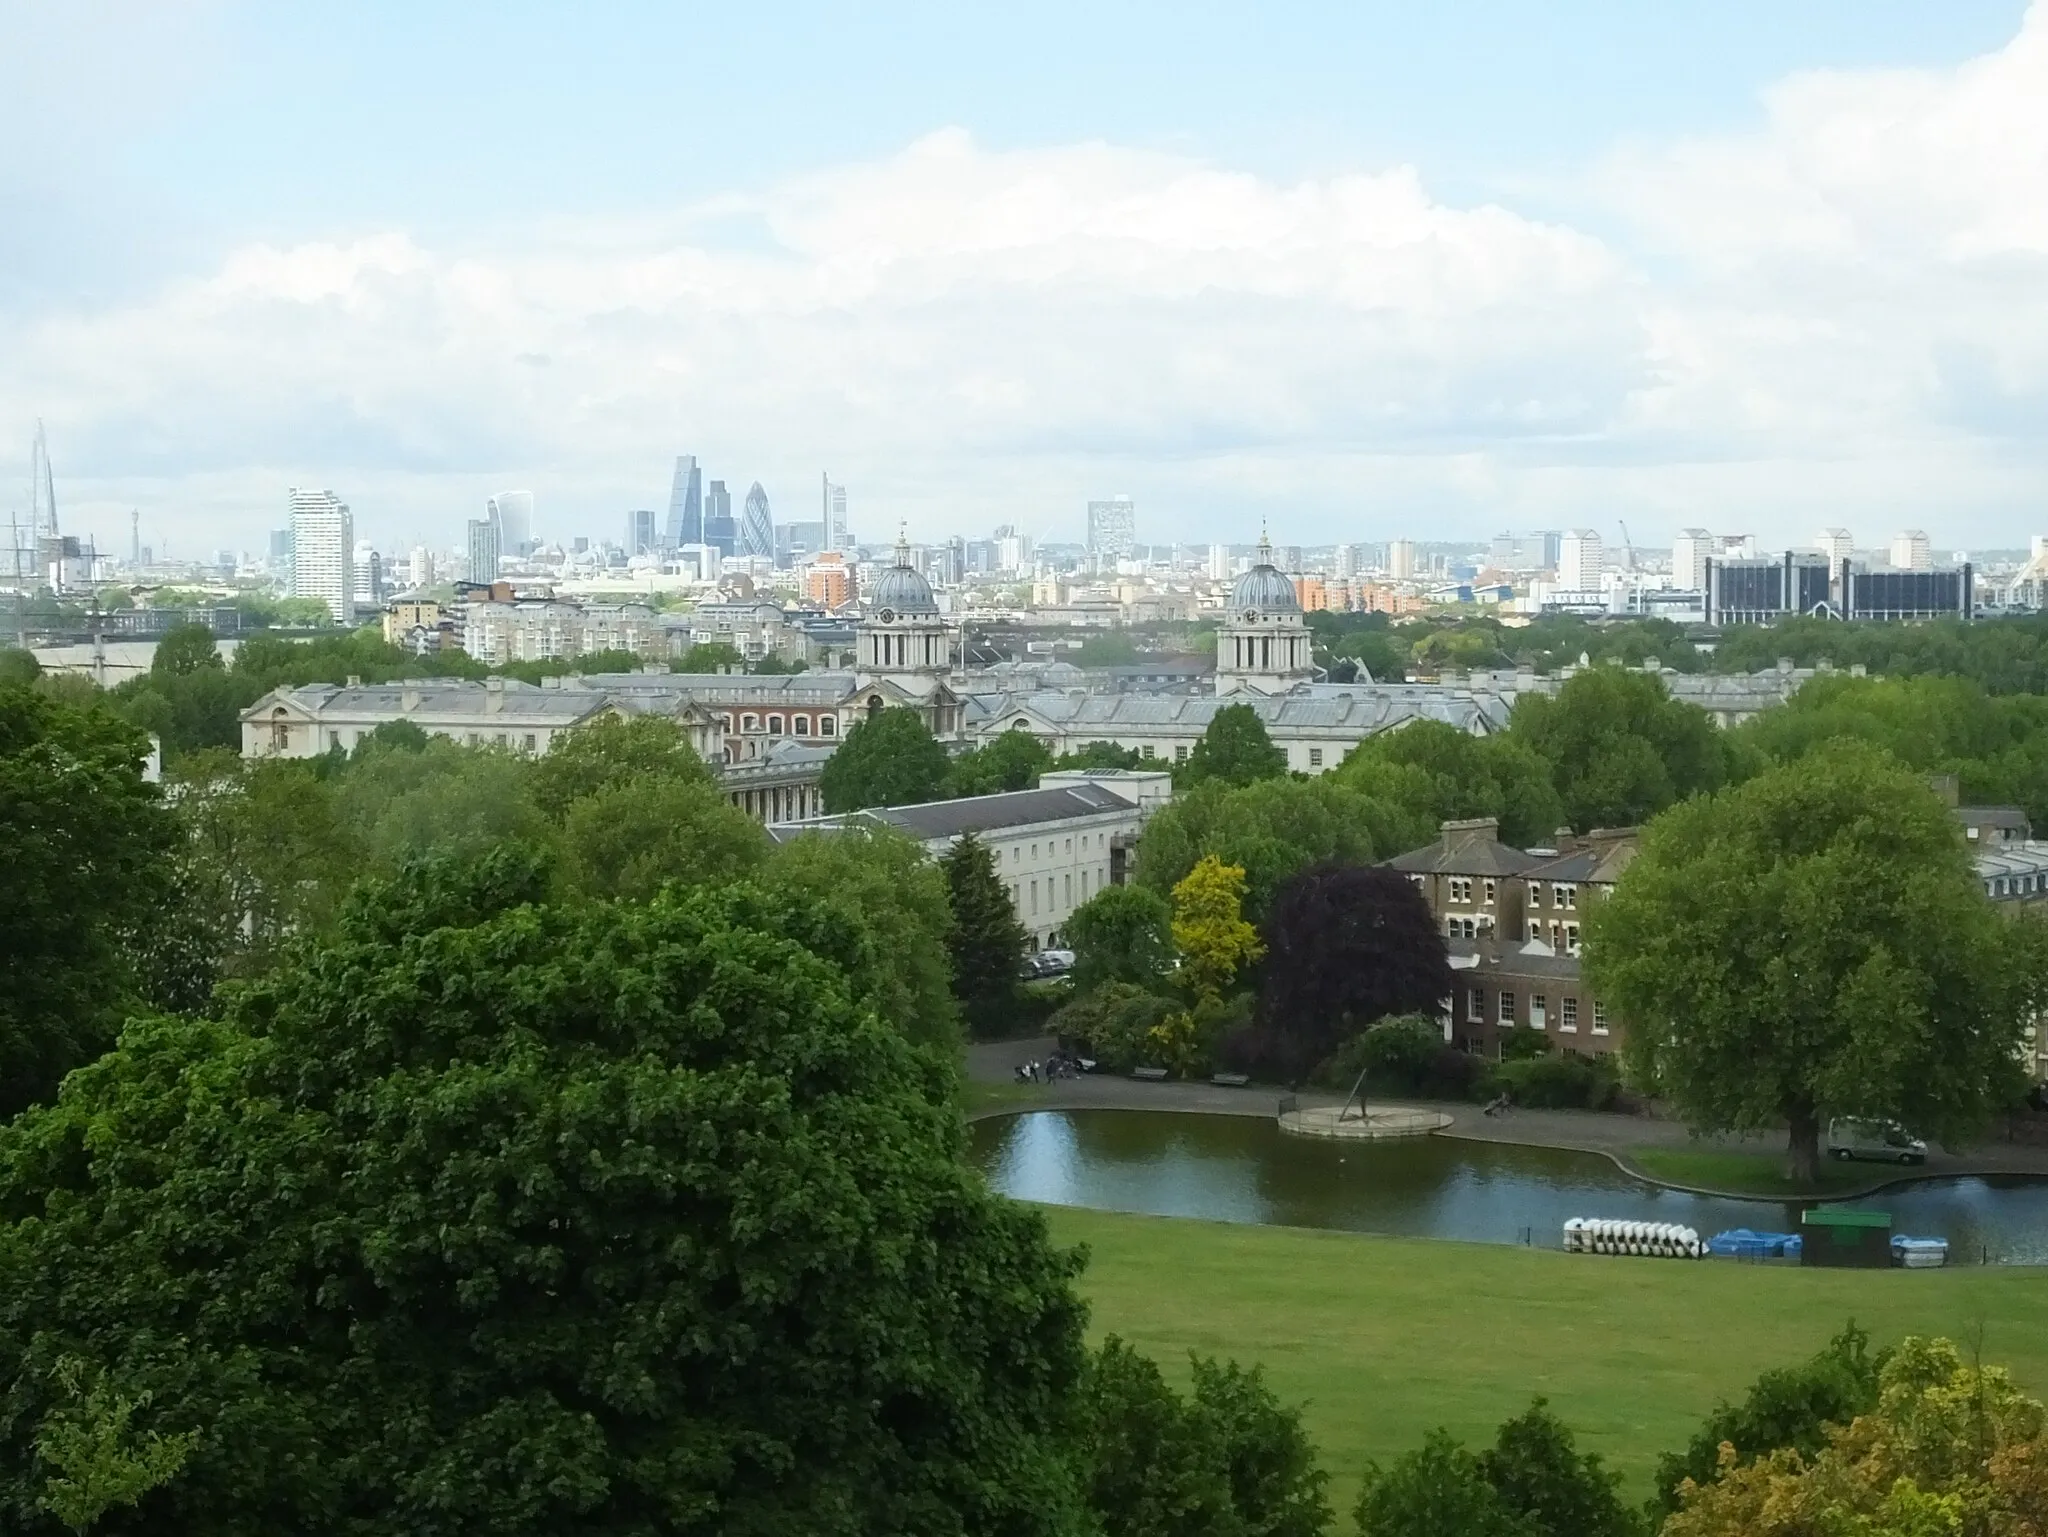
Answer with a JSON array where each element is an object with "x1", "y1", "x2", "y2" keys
[{"x1": 289, "y1": 488, "x2": 355, "y2": 624}]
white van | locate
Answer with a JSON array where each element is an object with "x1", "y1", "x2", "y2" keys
[{"x1": 1826, "y1": 1118, "x2": 1927, "y2": 1165}]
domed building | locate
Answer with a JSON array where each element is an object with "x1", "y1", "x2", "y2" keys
[
  {"x1": 851, "y1": 531, "x2": 963, "y2": 732},
  {"x1": 1216, "y1": 534, "x2": 1313, "y2": 695}
]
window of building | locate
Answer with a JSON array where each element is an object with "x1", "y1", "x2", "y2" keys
[
  {"x1": 1309, "y1": 748, "x2": 1324, "y2": 767},
  {"x1": 767, "y1": 715, "x2": 784, "y2": 735},
  {"x1": 495, "y1": 732, "x2": 508, "y2": 746},
  {"x1": 1528, "y1": 880, "x2": 1543, "y2": 906},
  {"x1": 1065, "y1": 838, "x2": 1072, "y2": 853},
  {"x1": 1592, "y1": 1001, "x2": 1609, "y2": 1034},
  {"x1": 1141, "y1": 744, "x2": 1155, "y2": 758},
  {"x1": 1030, "y1": 881, "x2": 1039, "y2": 915},
  {"x1": 820, "y1": 717, "x2": 836, "y2": 737},
  {"x1": 1482, "y1": 879, "x2": 1496, "y2": 906},
  {"x1": 743, "y1": 713, "x2": 759, "y2": 732},
  {"x1": 794, "y1": 716, "x2": 809, "y2": 735},
  {"x1": 1410, "y1": 874, "x2": 1425, "y2": 891},
  {"x1": 1175, "y1": 744, "x2": 1189, "y2": 762},
  {"x1": 1064, "y1": 873, "x2": 1072, "y2": 906},
  {"x1": 1564, "y1": 923, "x2": 1581, "y2": 955},
  {"x1": 1449, "y1": 877, "x2": 1472, "y2": 903},
  {"x1": 1498, "y1": 991, "x2": 1515, "y2": 1025},
  {"x1": 1467, "y1": 988, "x2": 1484, "y2": 1023},
  {"x1": 1530, "y1": 994, "x2": 1547, "y2": 1029},
  {"x1": 1560, "y1": 884, "x2": 1578, "y2": 910},
  {"x1": 1559, "y1": 997, "x2": 1578, "y2": 1031},
  {"x1": 523, "y1": 733, "x2": 537, "y2": 752}
]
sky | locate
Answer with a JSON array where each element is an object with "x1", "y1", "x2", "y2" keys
[{"x1": 2, "y1": 0, "x2": 2045, "y2": 556}]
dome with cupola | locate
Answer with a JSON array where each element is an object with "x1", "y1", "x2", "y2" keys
[
  {"x1": 867, "y1": 532, "x2": 939, "y2": 617},
  {"x1": 1230, "y1": 535, "x2": 1302, "y2": 615}
]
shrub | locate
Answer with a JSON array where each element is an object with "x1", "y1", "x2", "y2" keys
[
  {"x1": 1311, "y1": 1015, "x2": 1443, "y2": 1094},
  {"x1": 1050, "y1": 983, "x2": 1179, "y2": 1072},
  {"x1": 1487, "y1": 1053, "x2": 1621, "y2": 1110}
]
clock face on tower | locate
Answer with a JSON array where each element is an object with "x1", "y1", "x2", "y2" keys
[
  {"x1": 877, "y1": 608, "x2": 896, "y2": 624},
  {"x1": 1242, "y1": 610, "x2": 1259, "y2": 624}
]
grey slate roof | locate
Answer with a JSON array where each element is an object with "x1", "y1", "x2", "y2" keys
[
  {"x1": 1387, "y1": 838, "x2": 1540, "y2": 878},
  {"x1": 768, "y1": 781, "x2": 1135, "y2": 844},
  {"x1": 970, "y1": 686, "x2": 1511, "y2": 736}
]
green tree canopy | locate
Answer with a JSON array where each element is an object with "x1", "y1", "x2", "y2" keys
[
  {"x1": 946, "y1": 729, "x2": 1053, "y2": 798},
  {"x1": 0, "y1": 648, "x2": 43, "y2": 686},
  {"x1": 1511, "y1": 667, "x2": 1745, "y2": 832},
  {"x1": 150, "y1": 625, "x2": 224, "y2": 678},
  {"x1": 1355, "y1": 1400, "x2": 1634, "y2": 1537},
  {"x1": 672, "y1": 640, "x2": 746, "y2": 673},
  {"x1": 1066, "y1": 884, "x2": 1175, "y2": 993},
  {"x1": 819, "y1": 707, "x2": 950, "y2": 812},
  {"x1": 336, "y1": 737, "x2": 554, "y2": 871},
  {"x1": 940, "y1": 832, "x2": 1029, "y2": 1038},
  {"x1": 1052, "y1": 740, "x2": 1146, "y2": 772},
  {"x1": 1138, "y1": 775, "x2": 1424, "y2": 918},
  {"x1": 760, "y1": 828, "x2": 960, "y2": 1051},
  {"x1": 1179, "y1": 703, "x2": 1288, "y2": 790},
  {"x1": 528, "y1": 713, "x2": 715, "y2": 819},
  {"x1": 0, "y1": 685, "x2": 185, "y2": 1116},
  {"x1": 1586, "y1": 743, "x2": 2047, "y2": 1182},
  {"x1": 1338, "y1": 722, "x2": 1567, "y2": 850},
  {"x1": 0, "y1": 855, "x2": 1091, "y2": 1534},
  {"x1": 559, "y1": 774, "x2": 765, "y2": 901}
]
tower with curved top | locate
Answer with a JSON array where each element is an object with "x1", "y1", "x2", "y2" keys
[
  {"x1": 1216, "y1": 533, "x2": 1312, "y2": 695},
  {"x1": 740, "y1": 482, "x2": 774, "y2": 559}
]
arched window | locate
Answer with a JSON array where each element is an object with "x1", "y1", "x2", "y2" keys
[
  {"x1": 743, "y1": 713, "x2": 759, "y2": 732},
  {"x1": 794, "y1": 716, "x2": 810, "y2": 736},
  {"x1": 767, "y1": 715, "x2": 784, "y2": 735},
  {"x1": 867, "y1": 695, "x2": 883, "y2": 719},
  {"x1": 269, "y1": 707, "x2": 290, "y2": 752},
  {"x1": 821, "y1": 716, "x2": 837, "y2": 737}
]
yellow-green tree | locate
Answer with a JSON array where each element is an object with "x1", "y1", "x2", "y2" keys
[{"x1": 1170, "y1": 855, "x2": 1263, "y2": 1000}]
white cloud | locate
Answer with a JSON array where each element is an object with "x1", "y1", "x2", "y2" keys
[{"x1": 6, "y1": 5, "x2": 2048, "y2": 553}]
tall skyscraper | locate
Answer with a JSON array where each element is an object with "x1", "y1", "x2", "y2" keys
[
  {"x1": 466, "y1": 514, "x2": 502, "y2": 586},
  {"x1": 1086, "y1": 496, "x2": 1136, "y2": 564},
  {"x1": 1559, "y1": 530, "x2": 1605, "y2": 593},
  {"x1": 1671, "y1": 529, "x2": 1713, "y2": 592},
  {"x1": 1817, "y1": 528, "x2": 1855, "y2": 569},
  {"x1": 353, "y1": 541, "x2": 385, "y2": 609},
  {"x1": 409, "y1": 545, "x2": 434, "y2": 589},
  {"x1": 1891, "y1": 530, "x2": 1933, "y2": 571},
  {"x1": 626, "y1": 508, "x2": 659, "y2": 555},
  {"x1": 822, "y1": 473, "x2": 849, "y2": 550},
  {"x1": 702, "y1": 481, "x2": 735, "y2": 557},
  {"x1": 1387, "y1": 539, "x2": 1417, "y2": 580},
  {"x1": 665, "y1": 457, "x2": 702, "y2": 550},
  {"x1": 740, "y1": 482, "x2": 775, "y2": 559},
  {"x1": 289, "y1": 488, "x2": 355, "y2": 624},
  {"x1": 487, "y1": 490, "x2": 534, "y2": 554},
  {"x1": 1206, "y1": 543, "x2": 1231, "y2": 581}
]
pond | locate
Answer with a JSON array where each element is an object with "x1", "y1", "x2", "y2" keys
[{"x1": 970, "y1": 1110, "x2": 2048, "y2": 1265}]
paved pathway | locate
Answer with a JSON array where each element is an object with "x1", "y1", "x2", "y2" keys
[{"x1": 968, "y1": 1035, "x2": 2048, "y2": 1195}]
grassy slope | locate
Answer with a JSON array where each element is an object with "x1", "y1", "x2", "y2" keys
[{"x1": 1047, "y1": 1205, "x2": 2048, "y2": 1519}]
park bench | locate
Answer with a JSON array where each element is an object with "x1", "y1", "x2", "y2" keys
[{"x1": 1130, "y1": 1066, "x2": 1170, "y2": 1081}]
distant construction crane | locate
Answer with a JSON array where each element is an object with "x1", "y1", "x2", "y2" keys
[{"x1": 1618, "y1": 521, "x2": 1637, "y2": 573}]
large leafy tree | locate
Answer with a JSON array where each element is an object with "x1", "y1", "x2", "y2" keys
[
  {"x1": 1138, "y1": 775, "x2": 1423, "y2": 918},
  {"x1": 0, "y1": 853, "x2": 1091, "y2": 1534},
  {"x1": 0, "y1": 685, "x2": 186, "y2": 1116},
  {"x1": 1355, "y1": 1401, "x2": 1633, "y2": 1537},
  {"x1": 1170, "y1": 856, "x2": 1262, "y2": 1001},
  {"x1": 819, "y1": 707, "x2": 950, "y2": 812},
  {"x1": 940, "y1": 832, "x2": 1030, "y2": 1038},
  {"x1": 1510, "y1": 667, "x2": 1744, "y2": 831},
  {"x1": 1066, "y1": 884, "x2": 1174, "y2": 993},
  {"x1": 1586, "y1": 743, "x2": 2047, "y2": 1183},
  {"x1": 760, "y1": 827, "x2": 960, "y2": 1051},
  {"x1": 1178, "y1": 703, "x2": 1288, "y2": 790},
  {"x1": 946, "y1": 730, "x2": 1053, "y2": 798},
  {"x1": 528, "y1": 713, "x2": 715, "y2": 818},
  {"x1": 1339, "y1": 721, "x2": 1567, "y2": 850},
  {"x1": 1245, "y1": 865, "x2": 1452, "y2": 1083},
  {"x1": 559, "y1": 774, "x2": 765, "y2": 900},
  {"x1": 1079, "y1": 1338, "x2": 1329, "y2": 1537},
  {"x1": 1663, "y1": 1337, "x2": 2048, "y2": 1537}
]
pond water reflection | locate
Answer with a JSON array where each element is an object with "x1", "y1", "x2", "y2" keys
[{"x1": 970, "y1": 1110, "x2": 2048, "y2": 1265}]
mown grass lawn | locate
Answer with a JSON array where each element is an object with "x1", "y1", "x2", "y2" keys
[
  {"x1": 1630, "y1": 1147, "x2": 1873, "y2": 1197},
  {"x1": 1045, "y1": 1204, "x2": 2048, "y2": 1520}
]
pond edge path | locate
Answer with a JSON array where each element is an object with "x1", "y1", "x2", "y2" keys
[{"x1": 966, "y1": 1035, "x2": 2048, "y2": 1205}]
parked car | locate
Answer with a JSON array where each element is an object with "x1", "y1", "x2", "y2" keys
[
  {"x1": 1035, "y1": 949, "x2": 1075, "y2": 975},
  {"x1": 1826, "y1": 1118, "x2": 1927, "y2": 1165}
]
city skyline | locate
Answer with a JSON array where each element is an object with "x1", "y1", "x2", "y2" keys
[{"x1": 3, "y1": 4, "x2": 2045, "y2": 554}]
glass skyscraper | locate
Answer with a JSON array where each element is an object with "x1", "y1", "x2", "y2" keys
[
  {"x1": 665, "y1": 455, "x2": 702, "y2": 550},
  {"x1": 740, "y1": 482, "x2": 774, "y2": 559},
  {"x1": 703, "y1": 481, "x2": 735, "y2": 557}
]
